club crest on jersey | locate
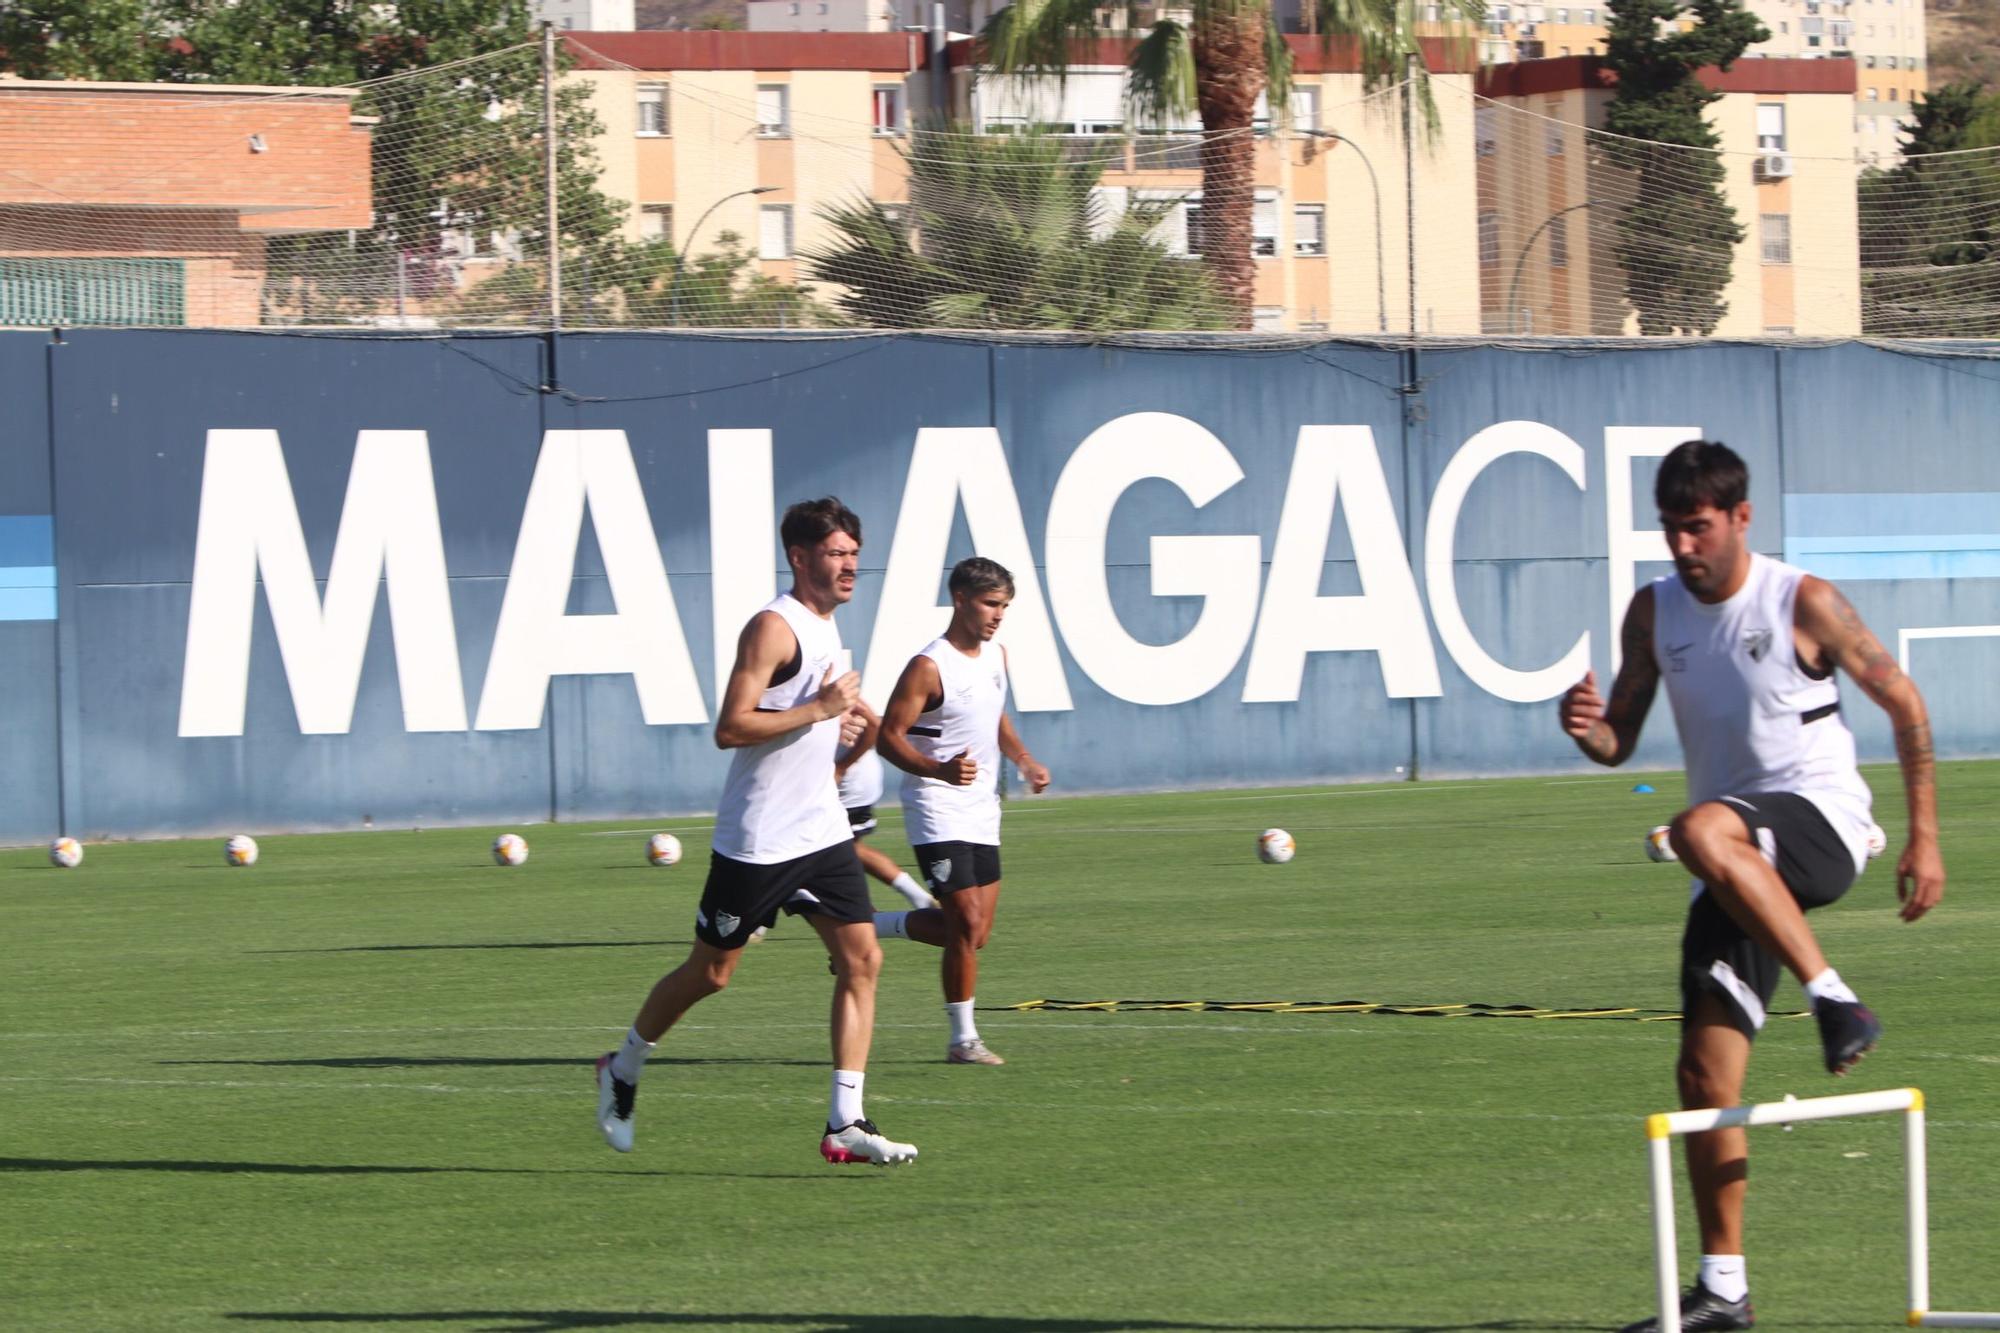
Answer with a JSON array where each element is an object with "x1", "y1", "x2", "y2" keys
[
  {"x1": 716, "y1": 911, "x2": 741, "y2": 937},
  {"x1": 928, "y1": 859, "x2": 952, "y2": 887},
  {"x1": 1742, "y1": 628, "x2": 1773, "y2": 662}
]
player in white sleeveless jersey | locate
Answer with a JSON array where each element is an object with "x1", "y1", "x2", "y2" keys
[
  {"x1": 875, "y1": 557, "x2": 1051, "y2": 1065},
  {"x1": 1559, "y1": 441, "x2": 1943, "y2": 1333},
  {"x1": 594, "y1": 498, "x2": 917, "y2": 1167},
  {"x1": 837, "y1": 708, "x2": 938, "y2": 911}
]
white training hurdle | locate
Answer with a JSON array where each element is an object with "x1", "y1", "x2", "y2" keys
[{"x1": 1644, "y1": 1086, "x2": 2000, "y2": 1330}]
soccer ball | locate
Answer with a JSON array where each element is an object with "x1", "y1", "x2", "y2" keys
[
  {"x1": 492, "y1": 833, "x2": 529, "y2": 866},
  {"x1": 225, "y1": 835, "x2": 259, "y2": 867},
  {"x1": 646, "y1": 833, "x2": 683, "y2": 867},
  {"x1": 49, "y1": 837, "x2": 82, "y2": 869},
  {"x1": 1644, "y1": 826, "x2": 1678, "y2": 863},
  {"x1": 1865, "y1": 823, "x2": 1887, "y2": 859},
  {"x1": 1256, "y1": 828, "x2": 1296, "y2": 865}
]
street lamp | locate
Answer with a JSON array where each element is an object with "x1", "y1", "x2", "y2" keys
[
  {"x1": 669, "y1": 185, "x2": 780, "y2": 325},
  {"x1": 1504, "y1": 199, "x2": 1598, "y2": 334},
  {"x1": 1300, "y1": 129, "x2": 1387, "y2": 334}
]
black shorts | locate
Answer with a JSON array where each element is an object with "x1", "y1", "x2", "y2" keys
[
  {"x1": 1682, "y1": 792, "x2": 1859, "y2": 1038},
  {"x1": 913, "y1": 840, "x2": 1001, "y2": 896},
  {"x1": 847, "y1": 804, "x2": 877, "y2": 838},
  {"x1": 695, "y1": 841, "x2": 872, "y2": 950}
]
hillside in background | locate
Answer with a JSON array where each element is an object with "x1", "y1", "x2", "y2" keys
[
  {"x1": 636, "y1": 0, "x2": 747, "y2": 29},
  {"x1": 1930, "y1": 0, "x2": 2000, "y2": 92}
]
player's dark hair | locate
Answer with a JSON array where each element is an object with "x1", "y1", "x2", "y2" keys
[
  {"x1": 780, "y1": 497, "x2": 861, "y2": 554},
  {"x1": 949, "y1": 556, "x2": 1014, "y2": 598},
  {"x1": 1655, "y1": 440, "x2": 1749, "y2": 515}
]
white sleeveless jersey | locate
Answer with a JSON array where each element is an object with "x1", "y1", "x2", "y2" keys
[
  {"x1": 898, "y1": 637, "x2": 1008, "y2": 847},
  {"x1": 710, "y1": 594, "x2": 852, "y2": 865},
  {"x1": 836, "y1": 744, "x2": 884, "y2": 810},
  {"x1": 1652, "y1": 553, "x2": 1874, "y2": 870}
]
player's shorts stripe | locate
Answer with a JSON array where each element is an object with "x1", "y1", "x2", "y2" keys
[{"x1": 1708, "y1": 960, "x2": 1768, "y2": 1031}]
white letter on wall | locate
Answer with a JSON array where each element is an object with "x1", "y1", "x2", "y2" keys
[
  {"x1": 179, "y1": 429, "x2": 465, "y2": 738},
  {"x1": 866, "y1": 427, "x2": 1071, "y2": 713},
  {"x1": 1605, "y1": 426, "x2": 1696, "y2": 672},
  {"x1": 1425, "y1": 421, "x2": 1589, "y2": 702},
  {"x1": 1043, "y1": 412, "x2": 1261, "y2": 707},
  {"x1": 1243, "y1": 426, "x2": 1440, "y2": 701},
  {"x1": 474, "y1": 430, "x2": 706, "y2": 731},
  {"x1": 708, "y1": 429, "x2": 776, "y2": 705}
]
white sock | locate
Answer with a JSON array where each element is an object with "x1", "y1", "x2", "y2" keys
[
  {"x1": 873, "y1": 910, "x2": 909, "y2": 940},
  {"x1": 830, "y1": 1069, "x2": 865, "y2": 1128},
  {"x1": 609, "y1": 1026, "x2": 653, "y2": 1084},
  {"x1": 947, "y1": 999, "x2": 979, "y2": 1045},
  {"x1": 1698, "y1": 1254, "x2": 1748, "y2": 1302},
  {"x1": 890, "y1": 872, "x2": 930, "y2": 907},
  {"x1": 1804, "y1": 968, "x2": 1859, "y2": 1007}
]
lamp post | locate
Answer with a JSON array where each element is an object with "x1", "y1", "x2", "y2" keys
[
  {"x1": 1504, "y1": 199, "x2": 1598, "y2": 334},
  {"x1": 1300, "y1": 129, "x2": 1386, "y2": 334},
  {"x1": 669, "y1": 185, "x2": 779, "y2": 325}
]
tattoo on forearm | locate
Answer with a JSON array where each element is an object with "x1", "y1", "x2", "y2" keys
[{"x1": 1895, "y1": 720, "x2": 1935, "y2": 780}]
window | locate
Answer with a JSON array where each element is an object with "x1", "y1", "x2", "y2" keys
[
  {"x1": 1182, "y1": 203, "x2": 1204, "y2": 257},
  {"x1": 759, "y1": 204, "x2": 793, "y2": 259},
  {"x1": 872, "y1": 85, "x2": 904, "y2": 135},
  {"x1": 1424, "y1": 3, "x2": 1441, "y2": 19},
  {"x1": 1761, "y1": 213, "x2": 1791, "y2": 265},
  {"x1": 1493, "y1": 4, "x2": 1511, "y2": 18},
  {"x1": 1479, "y1": 210, "x2": 1499, "y2": 265},
  {"x1": 1545, "y1": 102, "x2": 1565, "y2": 155},
  {"x1": 1866, "y1": 87, "x2": 1878, "y2": 101},
  {"x1": 1885, "y1": 54, "x2": 1898, "y2": 69},
  {"x1": 1581, "y1": 7, "x2": 1596, "y2": 22},
  {"x1": 637, "y1": 83, "x2": 668, "y2": 136},
  {"x1": 1253, "y1": 193, "x2": 1280, "y2": 257},
  {"x1": 1294, "y1": 203, "x2": 1325, "y2": 256},
  {"x1": 1554, "y1": 7, "x2": 1569, "y2": 20},
  {"x1": 1560, "y1": 44, "x2": 1570, "y2": 54},
  {"x1": 1548, "y1": 214, "x2": 1568, "y2": 268},
  {"x1": 1864, "y1": 54, "x2": 1876, "y2": 67},
  {"x1": 1252, "y1": 306, "x2": 1286, "y2": 332},
  {"x1": 1291, "y1": 85, "x2": 1321, "y2": 135},
  {"x1": 1476, "y1": 107, "x2": 1497, "y2": 156},
  {"x1": 1778, "y1": 19, "x2": 1787, "y2": 31},
  {"x1": 638, "y1": 203, "x2": 672, "y2": 244},
  {"x1": 1756, "y1": 102, "x2": 1786, "y2": 152},
  {"x1": 756, "y1": 85, "x2": 789, "y2": 137}
]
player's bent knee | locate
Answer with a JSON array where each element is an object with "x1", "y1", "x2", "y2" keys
[{"x1": 1669, "y1": 803, "x2": 1746, "y2": 866}]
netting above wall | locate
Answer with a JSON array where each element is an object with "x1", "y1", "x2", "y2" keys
[{"x1": 1, "y1": 42, "x2": 1997, "y2": 340}]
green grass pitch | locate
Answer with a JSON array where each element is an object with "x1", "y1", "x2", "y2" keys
[{"x1": 3, "y1": 762, "x2": 1996, "y2": 1332}]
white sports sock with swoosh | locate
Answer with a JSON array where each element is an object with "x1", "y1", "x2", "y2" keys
[
  {"x1": 1699, "y1": 1255, "x2": 1748, "y2": 1302},
  {"x1": 830, "y1": 1069, "x2": 865, "y2": 1128},
  {"x1": 1804, "y1": 968, "x2": 1860, "y2": 1007},
  {"x1": 610, "y1": 1027, "x2": 653, "y2": 1084},
  {"x1": 947, "y1": 1000, "x2": 979, "y2": 1045}
]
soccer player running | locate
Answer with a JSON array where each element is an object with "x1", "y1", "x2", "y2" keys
[
  {"x1": 1558, "y1": 441, "x2": 1944, "y2": 1332},
  {"x1": 874, "y1": 557, "x2": 1050, "y2": 1066},
  {"x1": 595, "y1": 497, "x2": 917, "y2": 1167}
]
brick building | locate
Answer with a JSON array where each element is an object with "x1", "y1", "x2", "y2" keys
[{"x1": 0, "y1": 81, "x2": 373, "y2": 327}]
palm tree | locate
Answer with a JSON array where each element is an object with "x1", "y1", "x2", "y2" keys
[
  {"x1": 803, "y1": 127, "x2": 1230, "y2": 330},
  {"x1": 980, "y1": 0, "x2": 1483, "y2": 326}
]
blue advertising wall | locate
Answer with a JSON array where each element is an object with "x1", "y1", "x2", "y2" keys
[{"x1": 2, "y1": 329, "x2": 1995, "y2": 842}]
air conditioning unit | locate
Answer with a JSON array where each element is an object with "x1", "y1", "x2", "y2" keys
[{"x1": 1757, "y1": 152, "x2": 1794, "y2": 180}]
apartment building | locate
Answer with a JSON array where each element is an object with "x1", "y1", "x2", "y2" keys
[
  {"x1": 533, "y1": 0, "x2": 637, "y2": 31},
  {"x1": 1476, "y1": 56, "x2": 1860, "y2": 336},
  {"x1": 0, "y1": 81, "x2": 373, "y2": 327},
  {"x1": 565, "y1": 31, "x2": 1481, "y2": 333}
]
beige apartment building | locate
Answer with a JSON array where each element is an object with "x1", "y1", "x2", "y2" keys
[
  {"x1": 1476, "y1": 56, "x2": 1860, "y2": 336},
  {"x1": 564, "y1": 31, "x2": 1483, "y2": 333}
]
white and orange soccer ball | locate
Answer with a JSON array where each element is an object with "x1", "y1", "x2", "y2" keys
[
  {"x1": 492, "y1": 833, "x2": 529, "y2": 866},
  {"x1": 49, "y1": 837, "x2": 83, "y2": 869},
  {"x1": 1256, "y1": 828, "x2": 1296, "y2": 865},
  {"x1": 1645, "y1": 826, "x2": 1678, "y2": 863},
  {"x1": 224, "y1": 835, "x2": 259, "y2": 867},
  {"x1": 646, "y1": 833, "x2": 683, "y2": 867}
]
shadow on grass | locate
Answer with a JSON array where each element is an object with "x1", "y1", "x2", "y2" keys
[
  {"x1": 154, "y1": 1056, "x2": 825, "y2": 1070},
  {"x1": 0, "y1": 1157, "x2": 839, "y2": 1181},
  {"x1": 224, "y1": 1316, "x2": 1599, "y2": 1332},
  {"x1": 249, "y1": 941, "x2": 688, "y2": 954}
]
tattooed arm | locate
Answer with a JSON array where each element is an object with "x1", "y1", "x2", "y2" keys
[
  {"x1": 1559, "y1": 586, "x2": 1659, "y2": 767},
  {"x1": 1796, "y1": 576, "x2": 1944, "y2": 921}
]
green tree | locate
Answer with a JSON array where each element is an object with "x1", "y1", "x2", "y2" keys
[
  {"x1": 978, "y1": 0, "x2": 1482, "y2": 329},
  {"x1": 1858, "y1": 81, "x2": 2000, "y2": 335},
  {"x1": 801, "y1": 127, "x2": 1228, "y2": 331},
  {"x1": 1597, "y1": 0, "x2": 1767, "y2": 335}
]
